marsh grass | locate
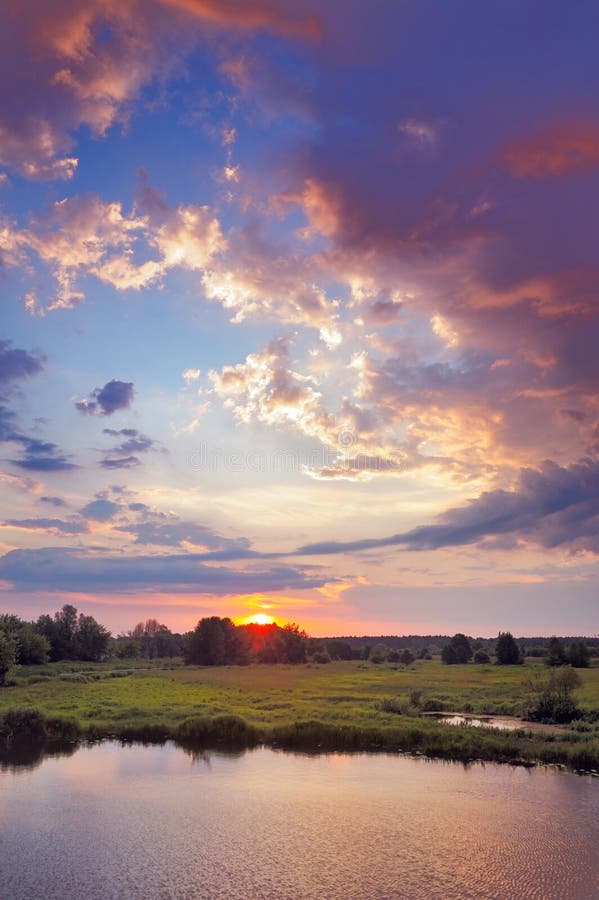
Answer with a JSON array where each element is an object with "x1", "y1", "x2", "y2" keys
[{"x1": 1, "y1": 659, "x2": 598, "y2": 770}]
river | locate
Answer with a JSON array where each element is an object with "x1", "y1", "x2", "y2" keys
[{"x1": 1, "y1": 742, "x2": 597, "y2": 899}]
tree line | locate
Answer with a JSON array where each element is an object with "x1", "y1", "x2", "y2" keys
[
  {"x1": 185, "y1": 618, "x2": 308, "y2": 665},
  {"x1": 441, "y1": 631, "x2": 591, "y2": 667},
  {"x1": 0, "y1": 605, "x2": 111, "y2": 684},
  {"x1": 0, "y1": 610, "x2": 312, "y2": 682}
]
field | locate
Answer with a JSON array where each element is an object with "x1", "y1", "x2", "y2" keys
[{"x1": 1, "y1": 658, "x2": 599, "y2": 771}]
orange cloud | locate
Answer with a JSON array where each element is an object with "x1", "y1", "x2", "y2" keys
[
  {"x1": 161, "y1": 0, "x2": 322, "y2": 41},
  {"x1": 4, "y1": 183, "x2": 225, "y2": 310},
  {"x1": 503, "y1": 124, "x2": 599, "y2": 177},
  {"x1": 1, "y1": 0, "x2": 319, "y2": 180}
]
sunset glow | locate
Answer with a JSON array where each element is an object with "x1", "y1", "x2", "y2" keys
[{"x1": 238, "y1": 613, "x2": 277, "y2": 627}]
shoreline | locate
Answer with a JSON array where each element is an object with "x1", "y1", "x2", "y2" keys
[
  {"x1": 1, "y1": 659, "x2": 597, "y2": 774},
  {"x1": 2, "y1": 708, "x2": 598, "y2": 774}
]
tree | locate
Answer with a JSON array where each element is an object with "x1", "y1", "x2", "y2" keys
[
  {"x1": 128, "y1": 619, "x2": 180, "y2": 658},
  {"x1": 0, "y1": 615, "x2": 50, "y2": 665},
  {"x1": 495, "y1": 632, "x2": 521, "y2": 665},
  {"x1": 442, "y1": 633, "x2": 472, "y2": 664},
  {"x1": 54, "y1": 603, "x2": 79, "y2": 659},
  {"x1": 16, "y1": 625, "x2": 50, "y2": 665},
  {"x1": 113, "y1": 638, "x2": 141, "y2": 659},
  {"x1": 36, "y1": 605, "x2": 110, "y2": 662},
  {"x1": 326, "y1": 640, "x2": 353, "y2": 661},
  {"x1": 441, "y1": 643, "x2": 458, "y2": 664},
  {"x1": 277, "y1": 623, "x2": 308, "y2": 664},
  {"x1": 400, "y1": 648, "x2": 415, "y2": 666},
  {"x1": 186, "y1": 617, "x2": 227, "y2": 665},
  {"x1": 185, "y1": 617, "x2": 248, "y2": 666},
  {"x1": 566, "y1": 641, "x2": 590, "y2": 668},
  {"x1": 546, "y1": 636, "x2": 567, "y2": 667},
  {"x1": 0, "y1": 632, "x2": 17, "y2": 686},
  {"x1": 77, "y1": 614, "x2": 110, "y2": 661},
  {"x1": 368, "y1": 644, "x2": 389, "y2": 664}
]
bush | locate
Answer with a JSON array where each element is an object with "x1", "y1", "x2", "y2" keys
[
  {"x1": 473, "y1": 649, "x2": 490, "y2": 664},
  {"x1": 176, "y1": 715, "x2": 259, "y2": 746},
  {"x1": 0, "y1": 708, "x2": 48, "y2": 742},
  {"x1": 523, "y1": 668, "x2": 582, "y2": 724}
]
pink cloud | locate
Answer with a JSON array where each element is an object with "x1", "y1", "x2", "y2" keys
[
  {"x1": 1, "y1": 0, "x2": 319, "y2": 180},
  {"x1": 503, "y1": 123, "x2": 599, "y2": 178}
]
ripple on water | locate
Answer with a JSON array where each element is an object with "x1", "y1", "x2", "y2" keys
[{"x1": 0, "y1": 743, "x2": 598, "y2": 899}]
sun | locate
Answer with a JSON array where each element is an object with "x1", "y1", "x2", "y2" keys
[{"x1": 246, "y1": 613, "x2": 275, "y2": 626}]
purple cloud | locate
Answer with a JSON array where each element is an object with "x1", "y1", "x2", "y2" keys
[
  {"x1": 76, "y1": 380, "x2": 134, "y2": 416},
  {"x1": 4, "y1": 517, "x2": 88, "y2": 535},
  {"x1": 100, "y1": 455, "x2": 141, "y2": 469},
  {"x1": 80, "y1": 499, "x2": 120, "y2": 521},
  {"x1": 0, "y1": 547, "x2": 328, "y2": 594},
  {"x1": 0, "y1": 341, "x2": 45, "y2": 394},
  {"x1": 294, "y1": 458, "x2": 599, "y2": 556}
]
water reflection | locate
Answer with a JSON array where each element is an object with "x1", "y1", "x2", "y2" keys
[
  {"x1": 0, "y1": 738, "x2": 78, "y2": 773},
  {"x1": 1, "y1": 742, "x2": 598, "y2": 900}
]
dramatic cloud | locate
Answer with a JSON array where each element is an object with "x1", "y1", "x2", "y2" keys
[
  {"x1": 0, "y1": 546, "x2": 327, "y2": 594},
  {"x1": 76, "y1": 380, "x2": 134, "y2": 416},
  {"x1": 201, "y1": 220, "x2": 341, "y2": 345},
  {"x1": 117, "y1": 519, "x2": 252, "y2": 553},
  {"x1": 1, "y1": 0, "x2": 318, "y2": 180},
  {"x1": 3, "y1": 1, "x2": 599, "y2": 633},
  {"x1": 294, "y1": 458, "x2": 599, "y2": 556},
  {"x1": 6, "y1": 184, "x2": 225, "y2": 311}
]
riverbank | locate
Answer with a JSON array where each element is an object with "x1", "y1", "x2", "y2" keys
[{"x1": 1, "y1": 659, "x2": 598, "y2": 771}]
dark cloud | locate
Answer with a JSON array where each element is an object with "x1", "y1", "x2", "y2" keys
[
  {"x1": 117, "y1": 518, "x2": 252, "y2": 552},
  {"x1": 100, "y1": 455, "x2": 141, "y2": 469},
  {"x1": 128, "y1": 502, "x2": 151, "y2": 513},
  {"x1": 3, "y1": 517, "x2": 88, "y2": 535},
  {"x1": 294, "y1": 458, "x2": 599, "y2": 557},
  {"x1": 0, "y1": 547, "x2": 327, "y2": 594},
  {"x1": 0, "y1": 347, "x2": 76, "y2": 471},
  {"x1": 80, "y1": 499, "x2": 120, "y2": 521},
  {"x1": 40, "y1": 495, "x2": 68, "y2": 508},
  {"x1": 11, "y1": 453, "x2": 78, "y2": 472},
  {"x1": 4, "y1": 427, "x2": 78, "y2": 471},
  {"x1": 0, "y1": 341, "x2": 45, "y2": 394},
  {"x1": 103, "y1": 428, "x2": 157, "y2": 454},
  {"x1": 76, "y1": 380, "x2": 134, "y2": 416}
]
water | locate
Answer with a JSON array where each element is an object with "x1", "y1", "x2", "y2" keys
[
  {"x1": 438, "y1": 714, "x2": 522, "y2": 731},
  {"x1": 1, "y1": 742, "x2": 598, "y2": 900}
]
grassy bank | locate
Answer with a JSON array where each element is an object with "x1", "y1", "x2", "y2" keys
[{"x1": 1, "y1": 659, "x2": 598, "y2": 771}]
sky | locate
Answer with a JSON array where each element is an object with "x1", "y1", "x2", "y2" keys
[{"x1": 1, "y1": 0, "x2": 599, "y2": 637}]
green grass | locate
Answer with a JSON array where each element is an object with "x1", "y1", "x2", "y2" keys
[{"x1": 1, "y1": 659, "x2": 598, "y2": 771}]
